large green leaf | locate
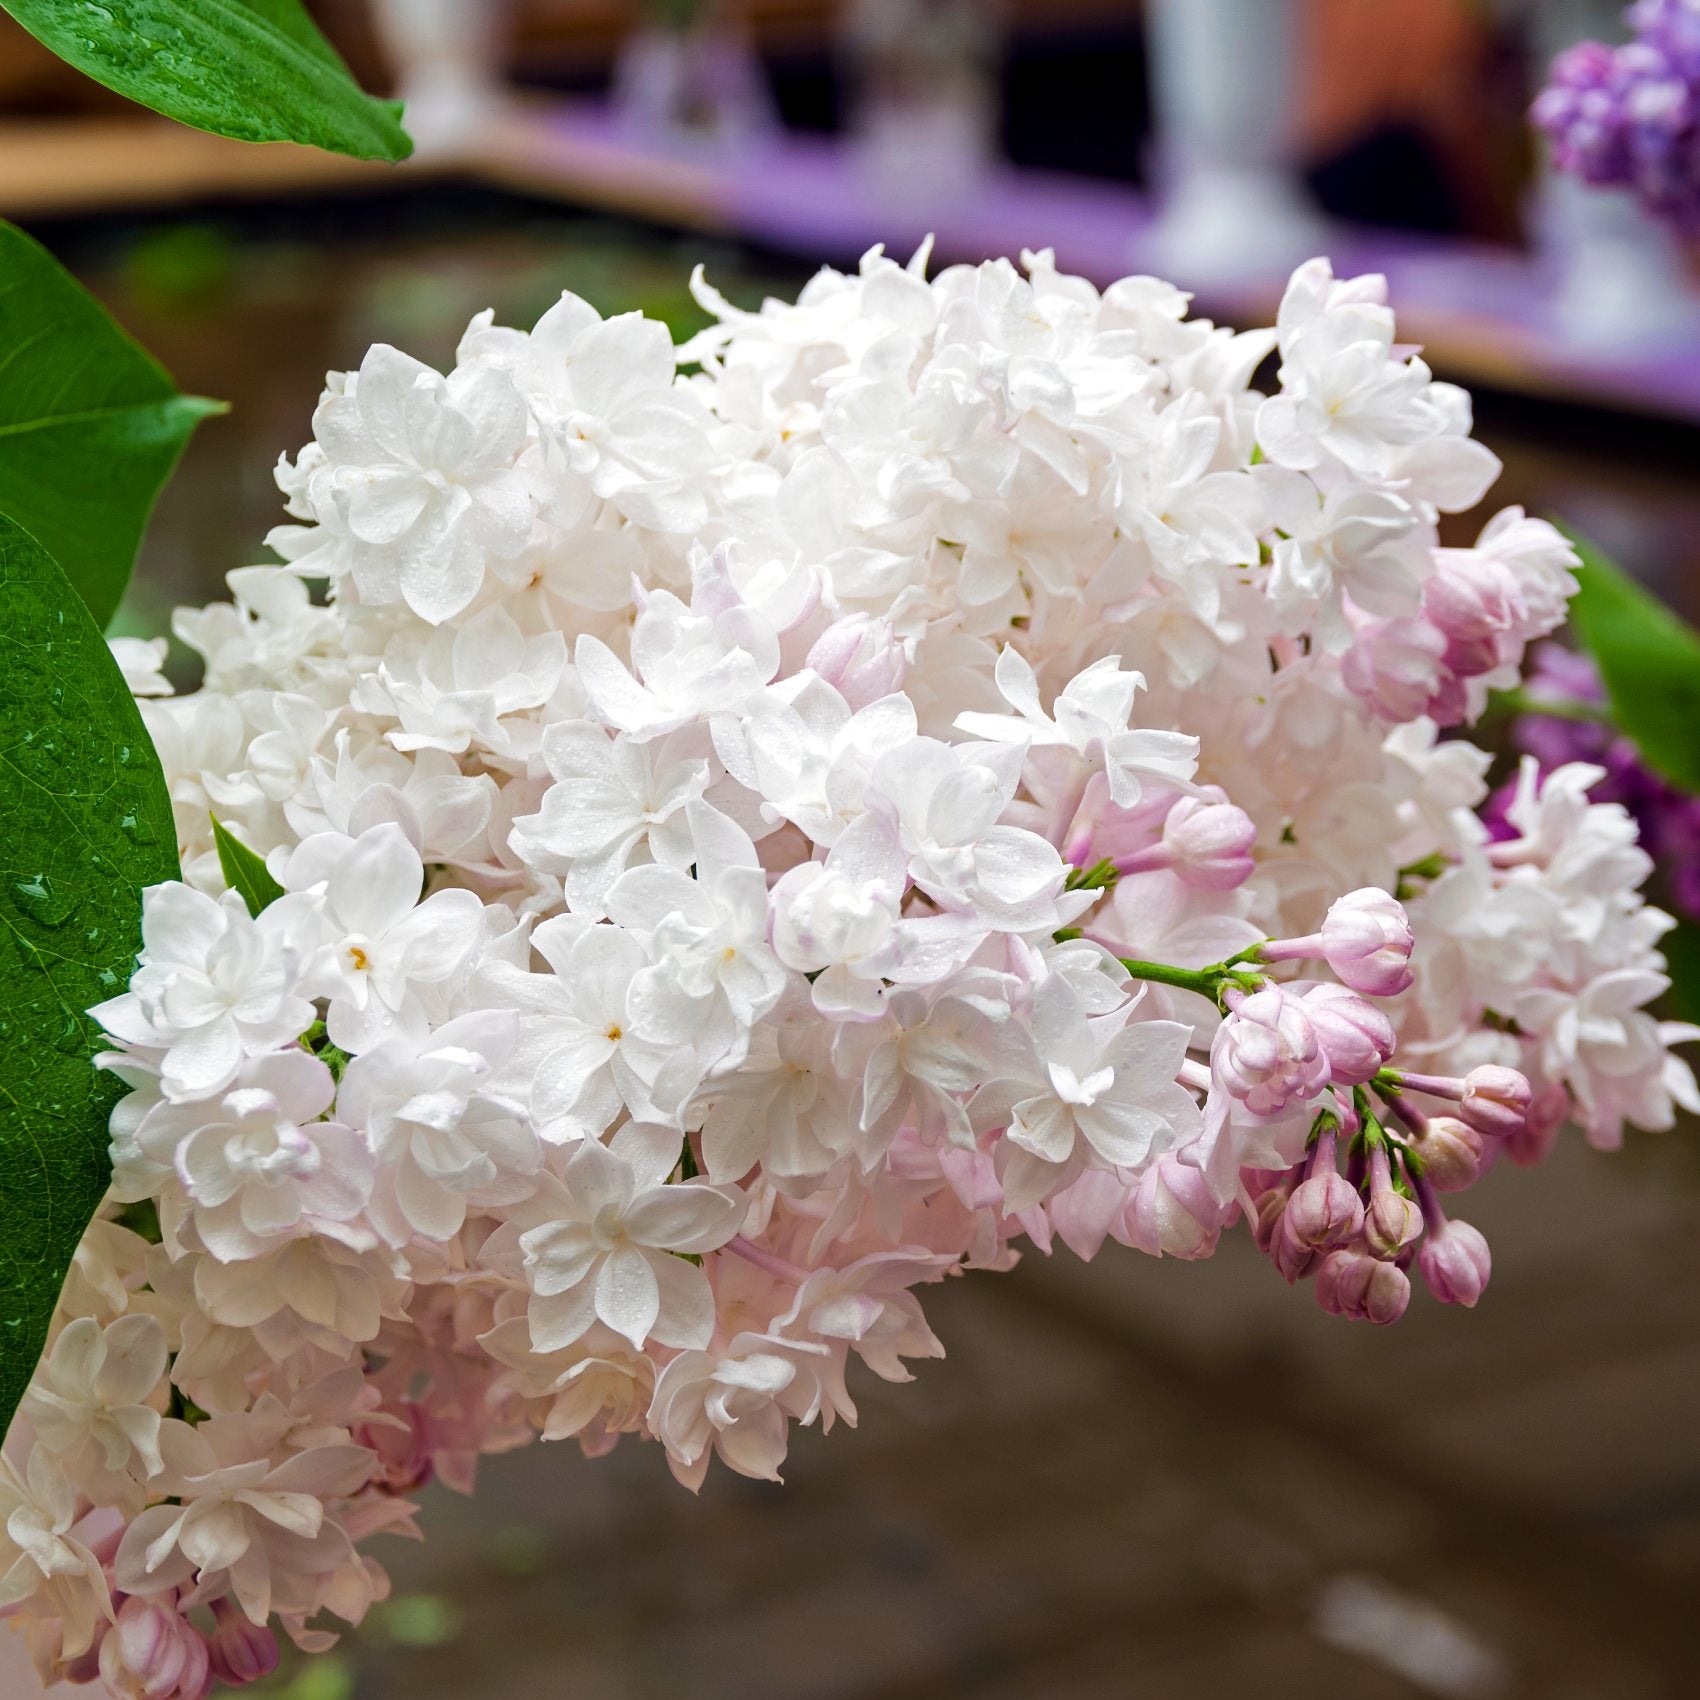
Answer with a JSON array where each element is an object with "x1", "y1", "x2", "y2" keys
[
  {"x1": 0, "y1": 513, "x2": 179, "y2": 1437},
  {"x1": 1, "y1": 0, "x2": 412, "y2": 162},
  {"x1": 0, "y1": 220, "x2": 224, "y2": 629},
  {"x1": 1561, "y1": 522, "x2": 1700, "y2": 795}
]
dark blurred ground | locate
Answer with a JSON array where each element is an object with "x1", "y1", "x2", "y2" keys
[{"x1": 28, "y1": 195, "x2": 1700, "y2": 1700}]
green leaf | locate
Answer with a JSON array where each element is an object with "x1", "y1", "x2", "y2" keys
[
  {"x1": 0, "y1": 0, "x2": 412, "y2": 162},
  {"x1": 1559, "y1": 521, "x2": 1700, "y2": 795},
  {"x1": 1659, "y1": 915, "x2": 1700, "y2": 1027},
  {"x1": 0, "y1": 220, "x2": 224, "y2": 629},
  {"x1": 212, "y1": 815, "x2": 284, "y2": 916},
  {"x1": 0, "y1": 512, "x2": 179, "y2": 1438}
]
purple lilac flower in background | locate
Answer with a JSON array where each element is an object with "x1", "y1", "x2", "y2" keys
[
  {"x1": 1532, "y1": 0, "x2": 1700, "y2": 230},
  {"x1": 1485, "y1": 642, "x2": 1700, "y2": 917}
]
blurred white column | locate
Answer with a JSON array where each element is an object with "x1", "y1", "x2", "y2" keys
[
  {"x1": 838, "y1": 0, "x2": 1004, "y2": 211},
  {"x1": 610, "y1": 2, "x2": 777, "y2": 152},
  {"x1": 1143, "y1": 0, "x2": 1329, "y2": 284},
  {"x1": 1525, "y1": 0, "x2": 1700, "y2": 354},
  {"x1": 367, "y1": 0, "x2": 511, "y2": 157}
]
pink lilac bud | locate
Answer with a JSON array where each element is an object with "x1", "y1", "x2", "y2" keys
[
  {"x1": 1319, "y1": 889, "x2": 1414, "y2": 996},
  {"x1": 1417, "y1": 1217, "x2": 1492, "y2": 1307},
  {"x1": 1259, "y1": 890, "x2": 1414, "y2": 997},
  {"x1": 1423, "y1": 550, "x2": 1517, "y2": 676},
  {"x1": 1505, "y1": 1083, "x2": 1567, "y2": 1166},
  {"x1": 1117, "y1": 1153, "x2": 1230, "y2": 1259},
  {"x1": 1362, "y1": 1142, "x2": 1421, "y2": 1259},
  {"x1": 1414, "y1": 1114, "x2": 1484, "y2": 1192},
  {"x1": 805, "y1": 614, "x2": 906, "y2": 708},
  {"x1": 1458, "y1": 1065, "x2": 1533, "y2": 1138},
  {"x1": 1160, "y1": 792, "x2": 1257, "y2": 891},
  {"x1": 1315, "y1": 1246, "x2": 1411, "y2": 1326},
  {"x1": 1210, "y1": 986, "x2": 1330, "y2": 1117},
  {"x1": 1300, "y1": 983, "x2": 1397, "y2": 1085},
  {"x1": 1250, "y1": 1184, "x2": 1290, "y2": 1254},
  {"x1": 1284, "y1": 1170, "x2": 1364, "y2": 1254},
  {"x1": 208, "y1": 1599, "x2": 280, "y2": 1686},
  {"x1": 1340, "y1": 613, "x2": 1451, "y2": 723},
  {"x1": 99, "y1": 1594, "x2": 212, "y2": 1700}
]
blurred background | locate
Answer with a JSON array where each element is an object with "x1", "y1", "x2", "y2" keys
[{"x1": 5, "y1": 2, "x2": 1700, "y2": 1695}]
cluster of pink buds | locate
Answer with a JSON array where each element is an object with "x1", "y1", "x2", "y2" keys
[{"x1": 1242, "y1": 1055, "x2": 1530, "y2": 1323}]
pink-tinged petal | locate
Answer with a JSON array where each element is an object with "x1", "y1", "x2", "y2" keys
[
  {"x1": 529, "y1": 1279, "x2": 599, "y2": 1353},
  {"x1": 519, "y1": 1221, "x2": 599, "y2": 1297},
  {"x1": 115, "y1": 1506, "x2": 196, "y2": 1593},
  {"x1": 46, "y1": 1316, "x2": 104, "y2": 1392},
  {"x1": 624, "y1": 1183, "x2": 743, "y2": 1255},
  {"x1": 262, "y1": 1444, "x2": 374, "y2": 1499},
  {"x1": 394, "y1": 1160, "x2": 465, "y2": 1242},
  {"x1": 594, "y1": 1245, "x2": 660, "y2": 1350},
  {"x1": 93, "y1": 1314, "x2": 168, "y2": 1407},
  {"x1": 645, "y1": 1251, "x2": 715, "y2": 1351}
]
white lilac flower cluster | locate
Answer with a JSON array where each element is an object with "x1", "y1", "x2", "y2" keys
[{"x1": 7, "y1": 247, "x2": 1694, "y2": 1695}]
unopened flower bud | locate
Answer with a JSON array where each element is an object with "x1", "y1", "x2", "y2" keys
[
  {"x1": 208, "y1": 1598, "x2": 280, "y2": 1686},
  {"x1": 1459, "y1": 1065, "x2": 1532, "y2": 1138},
  {"x1": 99, "y1": 1594, "x2": 212, "y2": 1700},
  {"x1": 1284, "y1": 1169, "x2": 1364, "y2": 1252},
  {"x1": 1117, "y1": 1154, "x2": 1229, "y2": 1260},
  {"x1": 1315, "y1": 1246, "x2": 1411, "y2": 1326},
  {"x1": 805, "y1": 614, "x2": 906, "y2": 708},
  {"x1": 1301, "y1": 983, "x2": 1396, "y2": 1085},
  {"x1": 1161, "y1": 793, "x2": 1256, "y2": 891},
  {"x1": 1249, "y1": 1184, "x2": 1289, "y2": 1253},
  {"x1": 1362, "y1": 1142, "x2": 1421, "y2": 1258},
  {"x1": 1417, "y1": 1218, "x2": 1492, "y2": 1307},
  {"x1": 1318, "y1": 889, "x2": 1414, "y2": 996},
  {"x1": 1414, "y1": 1115, "x2": 1484, "y2": 1192},
  {"x1": 1272, "y1": 1215, "x2": 1323, "y2": 1282}
]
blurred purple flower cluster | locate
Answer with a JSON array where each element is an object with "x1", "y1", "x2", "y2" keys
[
  {"x1": 1487, "y1": 641, "x2": 1700, "y2": 916},
  {"x1": 1532, "y1": 0, "x2": 1700, "y2": 230}
]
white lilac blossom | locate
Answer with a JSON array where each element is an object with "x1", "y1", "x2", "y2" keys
[{"x1": 9, "y1": 246, "x2": 1691, "y2": 1693}]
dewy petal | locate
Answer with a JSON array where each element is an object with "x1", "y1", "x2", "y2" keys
[
  {"x1": 623, "y1": 1181, "x2": 742, "y2": 1254},
  {"x1": 594, "y1": 1245, "x2": 660, "y2": 1350},
  {"x1": 329, "y1": 824, "x2": 423, "y2": 939},
  {"x1": 645, "y1": 1251, "x2": 716, "y2": 1351}
]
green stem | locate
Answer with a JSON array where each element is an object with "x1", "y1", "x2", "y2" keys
[{"x1": 1491, "y1": 686, "x2": 1613, "y2": 727}]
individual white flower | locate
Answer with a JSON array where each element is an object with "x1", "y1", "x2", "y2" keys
[
  {"x1": 338, "y1": 1009, "x2": 539, "y2": 1243},
  {"x1": 304, "y1": 342, "x2": 533, "y2": 623},
  {"x1": 479, "y1": 1317, "x2": 654, "y2": 1452},
  {"x1": 648, "y1": 1332, "x2": 831, "y2": 1490},
  {"x1": 866, "y1": 737, "x2": 1084, "y2": 933},
  {"x1": 121, "y1": 1051, "x2": 372, "y2": 1262},
  {"x1": 575, "y1": 582, "x2": 778, "y2": 743},
  {"x1": 524, "y1": 292, "x2": 720, "y2": 532},
  {"x1": 509, "y1": 721, "x2": 708, "y2": 916},
  {"x1": 970, "y1": 966, "x2": 1202, "y2": 1210},
  {"x1": 284, "y1": 824, "x2": 485, "y2": 1051},
  {"x1": 350, "y1": 604, "x2": 568, "y2": 767},
  {"x1": 483, "y1": 914, "x2": 687, "y2": 1141},
  {"x1": 90, "y1": 884, "x2": 314, "y2": 1102},
  {"x1": 955, "y1": 648, "x2": 1199, "y2": 811},
  {"x1": 114, "y1": 1418, "x2": 373, "y2": 1624},
  {"x1": 21, "y1": 1314, "x2": 169, "y2": 1481},
  {"x1": 605, "y1": 803, "x2": 789, "y2": 1068},
  {"x1": 0, "y1": 1448, "x2": 112, "y2": 1658},
  {"x1": 515, "y1": 1123, "x2": 744, "y2": 1352}
]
